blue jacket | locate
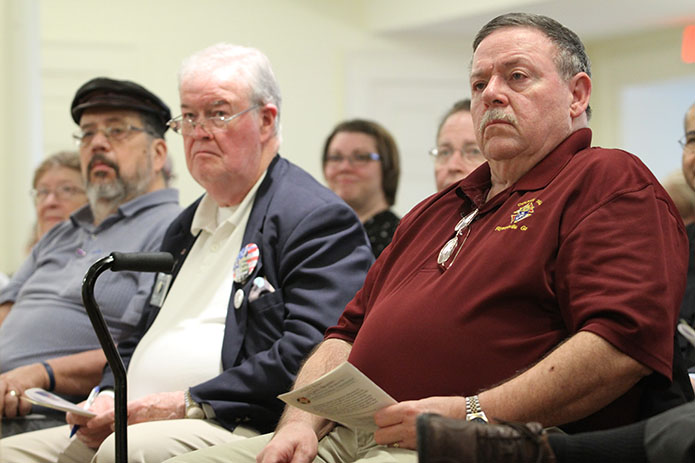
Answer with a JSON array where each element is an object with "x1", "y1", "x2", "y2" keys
[{"x1": 101, "y1": 155, "x2": 373, "y2": 433}]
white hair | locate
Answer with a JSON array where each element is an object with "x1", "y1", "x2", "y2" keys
[{"x1": 178, "y1": 43, "x2": 282, "y2": 135}]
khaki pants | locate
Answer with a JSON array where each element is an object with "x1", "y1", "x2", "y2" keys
[
  {"x1": 0, "y1": 419, "x2": 258, "y2": 463},
  {"x1": 164, "y1": 425, "x2": 417, "y2": 463}
]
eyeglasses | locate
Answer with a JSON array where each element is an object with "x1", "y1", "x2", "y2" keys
[
  {"x1": 167, "y1": 105, "x2": 260, "y2": 135},
  {"x1": 31, "y1": 184, "x2": 85, "y2": 202},
  {"x1": 73, "y1": 124, "x2": 153, "y2": 147},
  {"x1": 678, "y1": 133, "x2": 695, "y2": 151},
  {"x1": 429, "y1": 145, "x2": 484, "y2": 163},
  {"x1": 325, "y1": 152, "x2": 381, "y2": 166},
  {"x1": 437, "y1": 208, "x2": 479, "y2": 270}
]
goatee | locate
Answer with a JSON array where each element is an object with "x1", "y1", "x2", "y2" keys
[{"x1": 86, "y1": 153, "x2": 153, "y2": 223}]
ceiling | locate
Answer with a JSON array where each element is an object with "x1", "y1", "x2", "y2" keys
[{"x1": 372, "y1": 0, "x2": 695, "y2": 44}]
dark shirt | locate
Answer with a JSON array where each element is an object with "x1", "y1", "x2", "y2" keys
[
  {"x1": 679, "y1": 222, "x2": 695, "y2": 369},
  {"x1": 363, "y1": 209, "x2": 399, "y2": 258}
]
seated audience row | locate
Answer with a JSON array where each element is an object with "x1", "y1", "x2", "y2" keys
[
  {"x1": 161, "y1": 12, "x2": 693, "y2": 463},
  {"x1": 1, "y1": 59, "x2": 480, "y2": 450},
  {"x1": 2, "y1": 11, "x2": 693, "y2": 463}
]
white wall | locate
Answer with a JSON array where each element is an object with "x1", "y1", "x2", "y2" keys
[
  {"x1": 621, "y1": 76, "x2": 695, "y2": 181},
  {"x1": 0, "y1": 0, "x2": 41, "y2": 274},
  {"x1": 587, "y1": 27, "x2": 694, "y2": 168}
]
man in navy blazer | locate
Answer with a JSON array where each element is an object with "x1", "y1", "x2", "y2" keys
[{"x1": 1, "y1": 44, "x2": 373, "y2": 463}]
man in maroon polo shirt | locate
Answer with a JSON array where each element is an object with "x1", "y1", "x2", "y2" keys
[{"x1": 165, "y1": 13, "x2": 688, "y2": 463}]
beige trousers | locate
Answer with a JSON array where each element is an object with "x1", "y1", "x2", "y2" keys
[
  {"x1": 164, "y1": 425, "x2": 418, "y2": 463},
  {"x1": 0, "y1": 419, "x2": 258, "y2": 463}
]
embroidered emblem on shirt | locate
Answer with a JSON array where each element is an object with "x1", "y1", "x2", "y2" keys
[
  {"x1": 511, "y1": 202, "x2": 534, "y2": 223},
  {"x1": 495, "y1": 199, "x2": 542, "y2": 232}
]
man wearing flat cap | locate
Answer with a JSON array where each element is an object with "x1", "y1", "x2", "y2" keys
[{"x1": 0, "y1": 77, "x2": 180, "y2": 436}]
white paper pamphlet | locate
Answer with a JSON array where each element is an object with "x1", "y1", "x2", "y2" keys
[
  {"x1": 278, "y1": 362, "x2": 396, "y2": 431},
  {"x1": 22, "y1": 388, "x2": 96, "y2": 417}
]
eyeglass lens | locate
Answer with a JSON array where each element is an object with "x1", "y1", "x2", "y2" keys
[
  {"x1": 681, "y1": 133, "x2": 695, "y2": 150},
  {"x1": 170, "y1": 105, "x2": 259, "y2": 135},
  {"x1": 432, "y1": 146, "x2": 483, "y2": 161},
  {"x1": 33, "y1": 185, "x2": 84, "y2": 202},
  {"x1": 75, "y1": 125, "x2": 144, "y2": 146},
  {"x1": 326, "y1": 153, "x2": 379, "y2": 165}
]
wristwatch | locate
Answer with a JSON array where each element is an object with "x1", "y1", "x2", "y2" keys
[
  {"x1": 465, "y1": 395, "x2": 488, "y2": 423},
  {"x1": 184, "y1": 389, "x2": 205, "y2": 419}
]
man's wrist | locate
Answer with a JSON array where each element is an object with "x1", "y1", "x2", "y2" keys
[
  {"x1": 40, "y1": 361, "x2": 56, "y2": 391},
  {"x1": 277, "y1": 407, "x2": 331, "y2": 437},
  {"x1": 184, "y1": 389, "x2": 205, "y2": 419},
  {"x1": 465, "y1": 395, "x2": 488, "y2": 423}
]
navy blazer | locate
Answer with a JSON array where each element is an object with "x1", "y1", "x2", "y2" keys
[{"x1": 101, "y1": 155, "x2": 373, "y2": 433}]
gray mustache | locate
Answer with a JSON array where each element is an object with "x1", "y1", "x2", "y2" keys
[{"x1": 479, "y1": 109, "x2": 517, "y2": 133}]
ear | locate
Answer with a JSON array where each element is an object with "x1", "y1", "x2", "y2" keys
[
  {"x1": 568, "y1": 72, "x2": 591, "y2": 119},
  {"x1": 150, "y1": 138, "x2": 168, "y2": 173},
  {"x1": 258, "y1": 104, "x2": 279, "y2": 142}
]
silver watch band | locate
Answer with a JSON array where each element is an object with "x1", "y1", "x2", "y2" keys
[
  {"x1": 465, "y1": 395, "x2": 488, "y2": 423},
  {"x1": 184, "y1": 389, "x2": 205, "y2": 419}
]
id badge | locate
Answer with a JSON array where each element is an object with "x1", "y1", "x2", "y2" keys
[{"x1": 149, "y1": 272, "x2": 172, "y2": 308}]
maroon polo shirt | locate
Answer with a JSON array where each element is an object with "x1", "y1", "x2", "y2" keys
[{"x1": 325, "y1": 128, "x2": 688, "y2": 432}]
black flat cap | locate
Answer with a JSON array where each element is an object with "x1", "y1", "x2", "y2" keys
[{"x1": 71, "y1": 77, "x2": 171, "y2": 137}]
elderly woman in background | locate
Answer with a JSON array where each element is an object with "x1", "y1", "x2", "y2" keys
[
  {"x1": 26, "y1": 151, "x2": 87, "y2": 251},
  {"x1": 322, "y1": 119, "x2": 400, "y2": 257}
]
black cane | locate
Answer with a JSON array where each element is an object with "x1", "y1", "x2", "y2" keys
[{"x1": 81, "y1": 251, "x2": 174, "y2": 463}]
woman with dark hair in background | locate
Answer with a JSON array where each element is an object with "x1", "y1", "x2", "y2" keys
[{"x1": 322, "y1": 119, "x2": 400, "y2": 257}]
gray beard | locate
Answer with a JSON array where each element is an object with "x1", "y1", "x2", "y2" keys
[{"x1": 87, "y1": 160, "x2": 153, "y2": 224}]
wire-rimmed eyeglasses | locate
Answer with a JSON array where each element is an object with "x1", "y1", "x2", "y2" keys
[
  {"x1": 429, "y1": 145, "x2": 484, "y2": 163},
  {"x1": 679, "y1": 133, "x2": 695, "y2": 151},
  {"x1": 167, "y1": 105, "x2": 260, "y2": 135},
  {"x1": 31, "y1": 184, "x2": 85, "y2": 203},
  {"x1": 437, "y1": 208, "x2": 479, "y2": 270},
  {"x1": 73, "y1": 124, "x2": 153, "y2": 147}
]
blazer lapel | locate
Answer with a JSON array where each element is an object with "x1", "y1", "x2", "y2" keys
[{"x1": 222, "y1": 155, "x2": 285, "y2": 364}]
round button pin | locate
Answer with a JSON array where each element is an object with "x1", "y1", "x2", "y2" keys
[
  {"x1": 234, "y1": 289, "x2": 244, "y2": 309},
  {"x1": 233, "y1": 243, "x2": 260, "y2": 284}
]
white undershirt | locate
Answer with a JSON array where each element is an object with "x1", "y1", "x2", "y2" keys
[{"x1": 127, "y1": 173, "x2": 266, "y2": 400}]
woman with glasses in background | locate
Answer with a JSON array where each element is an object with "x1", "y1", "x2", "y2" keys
[
  {"x1": 27, "y1": 151, "x2": 87, "y2": 251},
  {"x1": 322, "y1": 119, "x2": 400, "y2": 258}
]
